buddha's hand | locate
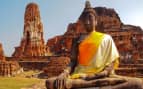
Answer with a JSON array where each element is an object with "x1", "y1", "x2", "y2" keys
[
  {"x1": 55, "y1": 70, "x2": 69, "y2": 89},
  {"x1": 79, "y1": 74, "x2": 96, "y2": 80},
  {"x1": 83, "y1": 71, "x2": 108, "y2": 80}
]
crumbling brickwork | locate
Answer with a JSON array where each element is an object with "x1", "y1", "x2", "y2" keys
[
  {"x1": 43, "y1": 56, "x2": 70, "y2": 77},
  {"x1": 12, "y1": 3, "x2": 50, "y2": 58}
]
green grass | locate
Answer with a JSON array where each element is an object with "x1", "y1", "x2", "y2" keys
[
  {"x1": 0, "y1": 71, "x2": 42, "y2": 89},
  {"x1": 0, "y1": 77, "x2": 41, "y2": 89}
]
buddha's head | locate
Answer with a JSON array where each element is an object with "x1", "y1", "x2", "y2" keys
[{"x1": 83, "y1": 1, "x2": 97, "y2": 33}]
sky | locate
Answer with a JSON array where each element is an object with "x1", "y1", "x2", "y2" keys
[{"x1": 0, "y1": 0, "x2": 143, "y2": 56}]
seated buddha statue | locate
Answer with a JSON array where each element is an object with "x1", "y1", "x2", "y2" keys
[{"x1": 46, "y1": 1, "x2": 143, "y2": 89}]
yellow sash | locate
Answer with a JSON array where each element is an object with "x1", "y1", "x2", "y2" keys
[
  {"x1": 78, "y1": 31, "x2": 105, "y2": 66},
  {"x1": 70, "y1": 32, "x2": 119, "y2": 79}
]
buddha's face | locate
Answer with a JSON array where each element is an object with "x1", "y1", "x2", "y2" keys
[{"x1": 84, "y1": 13, "x2": 96, "y2": 32}]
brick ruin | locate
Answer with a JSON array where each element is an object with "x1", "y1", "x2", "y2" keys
[
  {"x1": 1, "y1": 2, "x2": 143, "y2": 77},
  {"x1": 6, "y1": 56, "x2": 70, "y2": 78},
  {"x1": 46, "y1": 1, "x2": 143, "y2": 77},
  {"x1": 47, "y1": 2, "x2": 143, "y2": 63},
  {"x1": 0, "y1": 43, "x2": 21, "y2": 76},
  {"x1": 8, "y1": 3, "x2": 70, "y2": 77},
  {"x1": 43, "y1": 56, "x2": 70, "y2": 77},
  {"x1": 0, "y1": 61, "x2": 21, "y2": 77},
  {"x1": 0, "y1": 43, "x2": 5, "y2": 61},
  {"x1": 12, "y1": 3, "x2": 50, "y2": 58}
]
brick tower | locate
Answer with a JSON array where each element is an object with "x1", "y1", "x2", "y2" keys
[{"x1": 12, "y1": 3, "x2": 50, "y2": 57}]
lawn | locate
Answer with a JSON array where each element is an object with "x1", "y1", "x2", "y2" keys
[
  {"x1": 0, "y1": 71, "x2": 42, "y2": 89},
  {"x1": 0, "y1": 77, "x2": 41, "y2": 89},
  {"x1": 0, "y1": 77, "x2": 40, "y2": 89}
]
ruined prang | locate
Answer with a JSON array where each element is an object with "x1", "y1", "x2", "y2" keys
[
  {"x1": 12, "y1": 3, "x2": 50, "y2": 58},
  {"x1": 0, "y1": 43, "x2": 5, "y2": 61}
]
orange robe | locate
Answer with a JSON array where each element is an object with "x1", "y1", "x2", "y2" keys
[{"x1": 70, "y1": 31, "x2": 119, "y2": 79}]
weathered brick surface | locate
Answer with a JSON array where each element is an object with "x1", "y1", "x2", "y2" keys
[
  {"x1": 12, "y1": 3, "x2": 50, "y2": 58},
  {"x1": 0, "y1": 43, "x2": 21, "y2": 76},
  {"x1": 45, "y1": 3, "x2": 143, "y2": 78},
  {"x1": 0, "y1": 43, "x2": 5, "y2": 61},
  {"x1": 46, "y1": 5, "x2": 143, "y2": 63},
  {"x1": 0, "y1": 61, "x2": 21, "y2": 76},
  {"x1": 43, "y1": 56, "x2": 70, "y2": 77}
]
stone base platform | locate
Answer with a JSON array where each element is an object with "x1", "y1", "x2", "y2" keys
[{"x1": 116, "y1": 64, "x2": 143, "y2": 77}]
